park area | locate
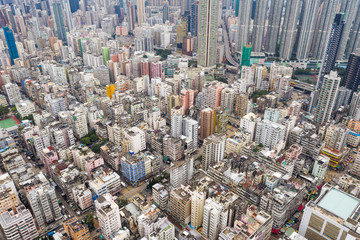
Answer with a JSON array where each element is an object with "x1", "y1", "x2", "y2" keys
[{"x1": 0, "y1": 116, "x2": 21, "y2": 130}]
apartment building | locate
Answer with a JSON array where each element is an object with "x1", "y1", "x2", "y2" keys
[
  {"x1": 95, "y1": 193, "x2": 122, "y2": 239},
  {"x1": 27, "y1": 184, "x2": 62, "y2": 227},
  {"x1": 0, "y1": 205, "x2": 38, "y2": 240},
  {"x1": 169, "y1": 185, "x2": 192, "y2": 224}
]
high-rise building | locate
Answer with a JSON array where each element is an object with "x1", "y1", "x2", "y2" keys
[
  {"x1": 236, "y1": 0, "x2": 252, "y2": 52},
  {"x1": 69, "y1": 0, "x2": 80, "y2": 13},
  {"x1": 27, "y1": 184, "x2": 62, "y2": 227},
  {"x1": 255, "y1": 120, "x2": 286, "y2": 149},
  {"x1": 341, "y1": 50, "x2": 360, "y2": 97},
  {"x1": 252, "y1": 0, "x2": 267, "y2": 52},
  {"x1": 169, "y1": 185, "x2": 192, "y2": 224},
  {"x1": 220, "y1": 88, "x2": 236, "y2": 112},
  {"x1": 336, "y1": 0, "x2": 359, "y2": 60},
  {"x1": 4, "y1": 83, "x2": 21, "y2": 105},
  {"x1": 190, "y1": 1, "x2": 199, "y2": 36},
  {"x1": 123, "y1": 127, "x2": 146, "y2": 154},
  {"x1": 202, "y1": 197, "x2": 229, "y2": 240},
  {"x1": 200, "y1": 108, "x2": 216, "y2": 139},
  {"x1": 296, "y1": 0, "x2": 321, "y2": 59},
  {"x1": 95, "y1": 193, "x2": 122, "y2": 240},
  {"x1": 49, "y1": 98, "x2": 67, "y2": 117},
  {"x1": 152, "y1": 183, "x2": 169, "y2": 210},
  {"x1": 3, "y1": 26, "x2": 19, "y2": 65},
  {"x1": 346, "y1": 3, "x2": 360, "y2": 58},
  {"x1": 182, "y1": 117, "x2": 198, "y2": 152},
  {"x1": 202, "y1": 133, "x2": 226, "y2": 171},
  {"x1": 197, "y1": 0, "x2": 220, "y2": 67},
  {"x1": 279, "y1": 0, "x2": 301, "y2": 59},
  {"x1": 201, "y1": 82, "x2": 225, "y2": 109},
  {"x1": 265, "y1": 0, "x2": 284, "y2": 55},
  {"x1": 70, "y1": 112, "x2": 89, "y2": 138},
  {"x1": 171, "y1": 107, "x2": 183, "y2": 138},
  {"x1": 0, "y1": 205, "x2": 38, "y2": 240},
  {"x1": 215, "y1": 108, "x2": 228, "y2": 134},
  {"x1": 240, "y1": 44, "x2": 252, "y2": 73},
  {"x1": 137, "y1": 0, "x2": 146, "y2": 25},
  {"x1": 314, "y1": 71, "x2": 340, "y2": 125},
  {"x1": 234, "y1": 93, "x2": 248, "y2": 117},
  {"x1": 311, "y1": 0, "x2": 339, "y2": 59},
  {"x1": 127, "y1": 1, "x2": 136, "y2": 31},
  {"x1": 52, "y1": 1, "x2": 67, "y2": 44},
  {"x1": 316, "y1": 13, "x2": 345, "y2": 91},
  {"x1": 163, "y1": 1, "x2": 169, "y2": 23},
  {"x1": 191, "y1": 190, "x2": 206, "y2": 229},
  {"x1": 170, "y1": 157, "x2": 193, "y2": 188}
]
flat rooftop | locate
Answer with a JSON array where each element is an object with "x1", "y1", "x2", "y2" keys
[{"x1": 318, "y1": 188, "x2": 360, "y2": 220}]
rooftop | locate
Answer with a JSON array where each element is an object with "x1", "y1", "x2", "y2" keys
[{"x1": 317, "y1": 188, "x2": 360, "y2": 220}]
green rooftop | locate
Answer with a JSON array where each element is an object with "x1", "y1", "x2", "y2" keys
[{"x1": 318, "y1": 188, "x2": 360, "y2": 219}]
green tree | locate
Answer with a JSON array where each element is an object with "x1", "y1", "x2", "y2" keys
[
  {"x1": 84, "y1": 213, "x2": 95, "y2": 231},
  {"x1": 0, "y1": 106, "x2": 9, "y2": 117},
  {"x1": 116, "y1": 198, "x2": 129, "y2": 208},
  {"x1": 91, "y1": 144, "x2": 101, "y2": 153},
  {"x1": 81, "y1": 137, "x2": 91, "y2": 145},
  {"x1": 22, "y1": 114, "x2": 34, "y2": 122},
  {"x1": 90, "y1": 134, "x2": 98, "y2": 142}
]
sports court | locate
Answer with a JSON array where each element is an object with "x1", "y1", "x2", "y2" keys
[{"x1": 0, "y1": 116, "x2": 20, "y2": 129}]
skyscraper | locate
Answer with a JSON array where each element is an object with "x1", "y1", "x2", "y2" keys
[
  {"x1": 316, "y1": 13, "x2": 344, "y2": 91},
  {"x1": 265, "y1": 0, "x2": 284, "y2": 55},
  {"x1": 235, "y1": 0, "x2": 240, "y2": 16},
  {"x1": 341, "y1": 50, "x2": 360, "y2": 97},
  {"x1": 127, "y1": 1, "x2": 136, "y2": 31},
  {"x1": 279, "y1": 0, "x2": 301, "y2": 59},
  {"x1": 296, "y1": 0, "x2": 320, "y2": 59},
  {"x1": 52, "y1": 1, "x2": 67, "y2": 44},
  {"x1": 190, "y1": 1, "x2": 199, "y2": 36},
  {"x1": 197, "y1": 0, "x2": 220, "y2": 67},
  {"x1": 3, "y1": 26, "x2": 18, "y2": 65},
  {"x1": 336, "y1": 0, "x2": 358, "y2": 60},
  {"x1": 236, "y1": 0, "x2": 252, "y2": 52},
  {"x1": 311, "y1": 0, "x2": 339, "y2": 59},
  {"x1": 314, "y1": 71, "x2": 340, "y2": 125},
  {"x1": 137, "y1": 0, "x2": 146, "y2": 25},
  {"x1": 200, "y1": 108, "x2": 216, "y2": 139},
  {"x1": 252, "y1": 0, "x2": 267, "y2": 52},
  {"x1": 346, "y1": 3, "x2": 360, "y2": 58},
  {"x1": 163, "y1": 1, "x2": 169, "y2": 23},
  {"x1": 69, "y1": 0, "x2": 80, "y2": 13}
]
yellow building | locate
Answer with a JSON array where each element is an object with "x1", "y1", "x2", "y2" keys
[
  {"x1": 63, "y1": 217, "x2": 91, "y2": 240},
  {"x1": 106, "y1": 84, "x2": 115, "y2": 99},
  {"x1": 0, "y1": 188, "x2": 18, "y2": 214}
]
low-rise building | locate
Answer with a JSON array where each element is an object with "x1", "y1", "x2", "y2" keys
[
  {"x1": 299, "y1": 185, "x2": 360, "y2": 240},
  {"x1": 89, "y1": 168, "x2": 121, "y2": 196},
  {"x1": 73, "y1": 184, "x2": 93, "y2": 211},
  {"x1": 63, "y1": 217, "x2": 91, "y2": 240},
  {"x1": 15, "y1": 100, "x2": 35, "y2": 118}
]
